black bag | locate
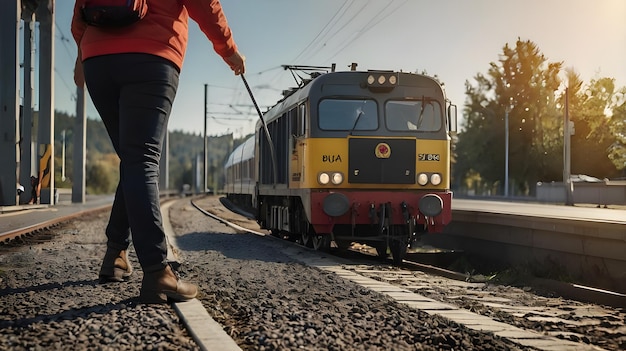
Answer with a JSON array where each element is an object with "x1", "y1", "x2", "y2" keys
[{"x1": 81, "y1": 0, "x2": 148, "y2": 27}]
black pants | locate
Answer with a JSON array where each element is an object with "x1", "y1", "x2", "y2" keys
[{"x1": 84, "y1": 53, "x2": 180, "y2": 272}]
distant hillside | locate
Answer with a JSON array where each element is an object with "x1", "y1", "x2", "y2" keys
[{"x1": 52, "y1": 111, "x2": 250, "y2": 193}]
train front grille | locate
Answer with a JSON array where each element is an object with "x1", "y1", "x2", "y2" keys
[{"x1": 348, "y1": 138, "x2": 416, "y2": 184}]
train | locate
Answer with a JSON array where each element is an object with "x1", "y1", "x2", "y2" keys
[{"x1": 224, "y1": 64, "x2": 456, "y2": 264}]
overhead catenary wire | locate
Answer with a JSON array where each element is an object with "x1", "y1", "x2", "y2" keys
[
  {"x1": 210, "y1": 1, "x2": 411, "y2": 138},
  {"x1": 318, "y1": 0, "x2": 410, "y2": 64},
  {"x1": 253, "y1": 1, "x2": 355, "y2": 93},
  {"x1": 290, "y1": 0, "x2": 354, "y2": 64},
  {"x1": 54, "y1": 22, "x2": 80, "y2": 101}
]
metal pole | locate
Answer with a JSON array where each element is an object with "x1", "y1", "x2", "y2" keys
[
  {"x1": 61, "y1": 129, "x2": 66, "y2": 181},
  {"x1": 203, "y1": 83, "x2": 208, "y2": 193},
  {"x1": 72, "y1": 85, "x2": 86, "y2": 203},
  {"x1": 0, "y1": 0, "x2": 20, "y2": 206},
  {"x1": 37, "y1": 0, "x2": 55, "y2": 204},
  {"x1": 20, "y1": 7, "x2": 36, "y2": 205},
  {"x1": 564, "y1": 88, "x2": 574, "y2": 205},
  {"x1": 504, "y1": 107, "x2": 509, "y2": 197}
]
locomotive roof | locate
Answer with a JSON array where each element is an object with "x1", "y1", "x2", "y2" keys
[{"x1": 258, "y1": 69, "x2": 445, "y2": 129}]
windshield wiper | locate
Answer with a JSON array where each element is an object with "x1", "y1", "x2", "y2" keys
[
  {"x1": 416, "y1": 96, "x2": 432, "y2": 130},
  {"x1": 349, "y1": 108, "x2": 365, "y2": 135},
  {"x1": 416, "y1": 96, "x2": 425, "y2": 130}
]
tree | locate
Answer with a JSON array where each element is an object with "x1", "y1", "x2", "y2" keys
[
  {"x1": 565, "y1": 73, "x2": 623, "y2": 178},
  {"x1": 52, "y1": 111, "x2": 247, "y2": 194},
  {"x1": 458, "y1": 38, "x2": 563, "y2": 195},
  {"x1": 608, "y1": 94, "x2": 626, "y2": 173},
  {"x1": 86, "y1": 161, "x2": 115, "y2": 194}
]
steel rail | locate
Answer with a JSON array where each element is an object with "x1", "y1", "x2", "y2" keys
[
  {"x1": 191, "y1": 196, "x2": 626, "y2": 308},
  {"x1": 0, "y1": 196, "x2": 179, "y2": 244}
]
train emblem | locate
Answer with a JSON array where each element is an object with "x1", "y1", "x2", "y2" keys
[{"x1": 375, "y1": 143, "x2": 391, "y2": 159}]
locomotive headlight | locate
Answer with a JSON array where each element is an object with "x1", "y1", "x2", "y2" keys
[
  {"x1": 331, "y1": 172, "x2": 343, "y2": 185},
  {"x1": 417, "y1": 173, "x2": 429, "y2": 186},
  {"x1": 430, "y1": 173, "x2": 442, "y2": 186},
  {"x1": 367, "y1": 75, "x2": 375, "y2": 85},
  {"x1": 318, "y1": 172, "x2": 330, "y2": 185},
  {"x1": 388, "y1": 75, "x2": 397, "y2": 85},
  {"x1": 378, "y1": 75, "x2": 386, "y2": 85}
]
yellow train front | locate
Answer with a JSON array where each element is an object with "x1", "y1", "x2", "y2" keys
[{"x1": 233, "y1": 68, "x2": 456, "y2": 264}]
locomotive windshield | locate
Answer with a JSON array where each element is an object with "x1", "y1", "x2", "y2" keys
[
  {"x1": 318, "y1": 99, "x2": 378, "y2": 131},
  {"x1": 385, "y1": 99, "x2": 443, "y2": 132}
]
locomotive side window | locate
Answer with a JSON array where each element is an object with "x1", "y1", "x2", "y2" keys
[
  {"x1": 318, "y1": 99, "x2": 378, "y2": 131},
  {"x1": 288, "y1": 108, "x2": 298, "y2": 136},
  {"x1": 385, "y1": 100, "x2": 443, "y2": 132},
  {"x1": 298, "y1": 103, "x2": 306, "y2": 136},
  {"x1": 289, "y1": 107, "x2": 299, "y2": 150}
]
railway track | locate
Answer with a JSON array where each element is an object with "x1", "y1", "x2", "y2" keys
[
  {"x1": 193, "y1": 196, "x2": 626, "y2": 308},
  {"x1": 0, "y1": 196, "x2": 178, "y2": 245},
  {"x1": 190, "y1": 195, "x2": 625, "y2": 351},
  {"x1": 0, "y1": 206, "x2": 109, "y2": 245},
  {"x1": 2, "y1": 195, "x2": 624, "y2": 350}
]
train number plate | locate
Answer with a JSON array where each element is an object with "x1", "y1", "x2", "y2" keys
[{"x1": 418, "y1": 154, "x2": 440, "y2": 161}]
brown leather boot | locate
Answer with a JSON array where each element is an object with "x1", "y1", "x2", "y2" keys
[
  {"x1": 139, "y1": 265, "x2": 198, "y2": 303},
  {"x1": 98, "y1": 247, "x2": 133, "y2": 283}
]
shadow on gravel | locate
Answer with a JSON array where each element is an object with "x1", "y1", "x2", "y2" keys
[
  {"x1": 0, "y1": 296, "x2": 137, "y2": 329},
  {"x1": 0, "y1": 279, "x2": 98, "y2": 296},
  {"x1": 174, "y1": 231, "x2": 297, "y2": 263}
]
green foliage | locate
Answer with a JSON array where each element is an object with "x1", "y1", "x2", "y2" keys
[
  {"x1": 53, "y1": 111, "x2": 251, "y2": 194},
  {"x1": 456, "y1": 38, "x2": 625, "y2": 196},
  {"x1": 86, "y1": 161, "x2": 116, "y2": 194},
  {"x1": 608, "y1": 94, "x2": 626, "y2": 170},
  {"x1": 566, "y1": 75, "x2": 625, "y2": 176}
]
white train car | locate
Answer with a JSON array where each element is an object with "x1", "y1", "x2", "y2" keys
[{"x1": 223, "y1": 136, "x2": 256, "y2": 210}]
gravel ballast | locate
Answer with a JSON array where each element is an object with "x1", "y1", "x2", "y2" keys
[
  {"x1": 169, "y1": 198, "x2": 536, "y2": 351},
  {"x1": 2, "y1": 197, "x2": 615, "y2": 350},
  {"x1": 0, "y1": 210, "x2": 199, "y2": 351}
]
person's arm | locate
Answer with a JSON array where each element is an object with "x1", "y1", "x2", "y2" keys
[{"x1": 183, "y1": 0, "x2": 246, "y2": 74}]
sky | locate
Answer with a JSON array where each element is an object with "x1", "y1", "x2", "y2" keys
[{"x1": 50, "y1": 0, "x2": 626, "y2": 138}]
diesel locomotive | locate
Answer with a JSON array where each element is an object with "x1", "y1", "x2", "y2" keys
[{"x1": 224, "y1": 65, "x2": 456, "y2": 264}]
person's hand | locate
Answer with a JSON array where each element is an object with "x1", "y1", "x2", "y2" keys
[
  {"x1": 225, "y1": 51, "x2": 246, "y2": 75},
  {"x1": 74, "y1": 56, "x2": 85, "y2": 87}
]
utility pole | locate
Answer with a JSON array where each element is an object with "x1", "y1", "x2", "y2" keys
[
  {"x1": 0, "y1": 0, "x2": 20, "y2": 206},
  {"x1": 504, "y1": 106, "x2": 510, "y2": 197},
  {"x1": 73, "y1": 85, "x2": 86, "y2": 203},
  {"x1": 37, "y1": 0, "x2": 56, "y2": 204},
  {"x1": 563, "y1": 88, "x2": 574, "y2": 205},
  {"x1": 203, "y1": 83, "x2": 208, "y2": 193},
  {"x1": 61, "y1": 129, "x2": 66, "y2": 181},
  {"x1": 20, "y1": 5, "x2": 36, "y2": 205}
]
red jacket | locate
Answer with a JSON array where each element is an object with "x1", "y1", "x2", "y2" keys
[{"x1": 71, "y1": 0, "x2": 238, "y2": 70}]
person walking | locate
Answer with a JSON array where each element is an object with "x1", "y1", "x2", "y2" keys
[{"x1": 71, "y1": 0, "x2": 245, "y2": 303}]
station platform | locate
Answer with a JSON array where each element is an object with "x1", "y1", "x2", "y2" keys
[
  {"x1": 453, "y1": 198, "x2": 626, "y2": 224},
  {"x1": 0, "y1": 195, "x2": 114, "y2": 235}
]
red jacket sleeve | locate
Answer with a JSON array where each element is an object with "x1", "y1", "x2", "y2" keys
[{"x1": 181, "y1": 0, "x2": 238, "y2": 59}]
